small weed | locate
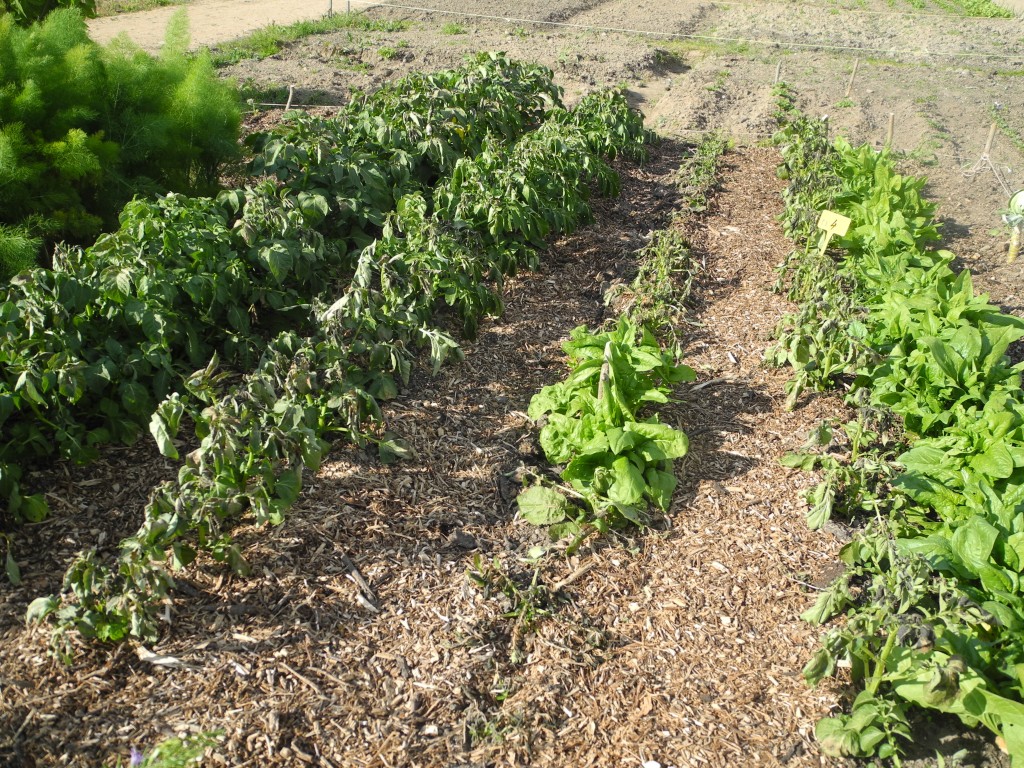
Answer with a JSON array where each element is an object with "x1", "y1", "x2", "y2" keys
[
  {"x1": 441, "y1": 21, "x2": 467, "y2": 35},
  {"x1": 653, "y1": 47, "x2": 684, "y2": 69},
  {"x1": 611, "y1": 229, "x2": 696, "y2": 346},
  {"x1": 510, "y1": 26, "x2": 529, "y2": 38},
  {"x1": 108, "y1": 732, "x2": 221, "y2": 768},
  {"x1": 468, "y1": 555, "x2": 551, "y2": 664},
  {"x1": 210, "y1": 12, "x2": 408, "y2": 66},
  {"x1": 705, "y1": 70, "x2": 731, "y2": 93},
  {"x1": 557, "y1": 46, "x2": 580, "y2": 66},
  {"x1": 991, "y1": 104, "x2": 1024, "y2": 155},
  {"x1": 378, "y1": 46, "x2": 397, "y2": 59},
  {"x1": 835, "y1": 98, "x2": 854, "y2": 108},
  {"x1": 238, "y1": 80, "x2": 290, "y2": 106}
]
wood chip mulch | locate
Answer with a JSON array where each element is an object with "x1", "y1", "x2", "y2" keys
[{"x1": 0, "y1": 141, "x2": 854, "y2": 768}]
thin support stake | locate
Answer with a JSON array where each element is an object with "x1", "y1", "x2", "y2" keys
[
  {"x1": 984, "y1": 121, "x2": 997, "y2": 157},
  {"x1": 885, "y1": 112, "x2": 895, "y2": 147},
  {"x1": 844, "y1": 59, "x2": 860, "y2": 98},
  {"x1": 964, "y1": 121, "x2": 1012, "y2": 197},
  {"x1": 327, "y1": 0, "x2": 332, "y2": 15},
  {"x1": 284, "y1": 85, "x2": 295, "y2": 111},
  {"x1": 774, "y1": 61, "x2": 782, "y2": 84}
]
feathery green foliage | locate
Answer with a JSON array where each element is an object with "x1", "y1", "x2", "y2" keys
[
  {"x1": 1, "y1": 0, "x2": 95, "y2": 25},
  {"x1": 0, "y1": 9, "x2": 240, "y2": 279}
]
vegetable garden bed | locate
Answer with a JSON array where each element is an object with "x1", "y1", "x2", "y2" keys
[{"x1": 3, "y1": 3, "x2": 1024, "y2": 762}]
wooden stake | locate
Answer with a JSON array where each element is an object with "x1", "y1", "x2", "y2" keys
[
  {"x1": 844, "y1": 59, "x2": 860, "y2": 99},
  {"x1": 774, "y1": 61, "x2": 782, "y2": 84},
  {"x1": 885, "y1": 112, "x2": 895, "y2": 147},
  {"x1": 326, "y1": 0, "x2": 332, "y2": 15},
  {"x1": 983, "y1": 122, "x2": 997, "y2": 157},
  {"x1": 284, "y1": 85, "x2": 295, "y2": 111}
]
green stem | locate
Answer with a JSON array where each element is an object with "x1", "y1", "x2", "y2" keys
[{"x1": 867, "y1": 628, "x2": 898, "y2": 696}]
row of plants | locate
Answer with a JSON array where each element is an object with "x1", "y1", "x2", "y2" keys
[
  {"x1": 516, "y1": 134, "x2": 732, "y2": 545},
  {"x1": 770, "y1": 84, "x2": 1024, "y2": 763},
  {"x1": 8, "y1": 55, "x2": 650, "y2": 653},
  {"x1": 0, "y1": 9, "x2": 242, "y2": 278},
  {"x1": 2, "y1": 52, "x2": 567, "y2": 516},
  {"x1": 465, "y1": 134, "x2": 724, "y2": 668}
]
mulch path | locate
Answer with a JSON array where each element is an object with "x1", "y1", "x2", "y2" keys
[{"x1": 0, "y1": 141, "x2": 853, "y2": 768}]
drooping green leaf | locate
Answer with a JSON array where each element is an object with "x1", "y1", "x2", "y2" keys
[
  {"x1": 149, "y1": 410, "x2": 179, "y2": 460},
  {"x1": 517, "y1": 485, "x2": 571, "y2": 526}
]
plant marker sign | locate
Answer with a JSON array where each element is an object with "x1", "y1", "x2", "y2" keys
[{"x1": 816, "y1": 209, "x2": 851, "y2": 255}]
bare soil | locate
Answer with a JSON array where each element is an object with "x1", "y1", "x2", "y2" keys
[{"x1": 2, "y1": 2, "x2": 1022, "y2": 767}]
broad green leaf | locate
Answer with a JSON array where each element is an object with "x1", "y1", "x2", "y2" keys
[
  {"x1": 971, "y1": 442, "x2": 1015, "y2": 480},
  {"x1": 549, "y1": 520, "x2": 582, "y2": 541},
  {"x1": 801, "y1": 575, "x2": 851, "y2": 625},
  {"x1": 539, "y1": 414, "x2": 585, "y2": 465},
  {"x1": 18, "y1": 494, "x2": 48, "y2": 524},
  {"x1": 606, "y1": 427, "x2": 643, "y2": 455},
  {"x1": 947, "y1": 325, "x2": 982, "y2": 366},
  {"x1": 608, "y1": 456, "x2": 646, "y2": 506},
  {"x1": 26, "y1": 596, "x2": 58, "y2": 623},
  {"x1": 562, "y1": 451, "x2": 614, "y2": 484},
  {"x1": 806, "y1": 480, "x2": 835, "y2": 531},
  {"x1": 517, "y1": 485, "x2": 570, "y2": 526},
  {"x1": 950, "y1": 517, "x2": 999, "y2": 571},
  {"x1": 802, "y1": 646, "x2": 836, "y2": 684},
  {"x1": 378, "y1": 435, "x2": 413, "y2": 465},
  {"x1": 171, "y1": 542, "x2": 196, "y2": 570},
  {"x1": 644, "y1": 467, "x2": 677, "y2": 510},
  {"x1": 781, "y1": 452, "x2": 820, "y2": 471},
  {"x1": 261, "y1": 244, "x2": 294, "y2": 282},
  {"x1": 274, "y1": 468, "x2": 302, "y2": 506},
  {"x1": 149, "y1": 411, "x2": 179, "y2": 460},
  {"x1": 613, "y1": 502, "x2": 644, "y2": 525},
  {"x1": 624, "y1": 421, "x2": 688, "y2": 461},
  {"x1": 897, "y1": 445, "x2": 949, "y2": 473},
  {"x1": 5, "y1": 551, "x2": 20, "y2": 585}
]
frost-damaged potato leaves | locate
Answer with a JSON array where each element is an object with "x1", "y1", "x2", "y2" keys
[{"x1": 21, "y1": 56, "x2": 654, "y2": 647}]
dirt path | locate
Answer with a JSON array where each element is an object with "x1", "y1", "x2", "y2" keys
[{"x1": 87, "y1": 0, "x2": 333, "y2": 49}]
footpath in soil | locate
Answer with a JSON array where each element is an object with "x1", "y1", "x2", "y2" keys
[{"x1": 0, "y1": 135, "x2": 858, "y2": 766}]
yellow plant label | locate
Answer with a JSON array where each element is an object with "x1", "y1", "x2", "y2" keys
[
  {"x1": 816, "y1": 210, "x2": 852, "y2": 254},
  {"x1": 817, "y1": 210, "x2": 851, "y2": 237}
]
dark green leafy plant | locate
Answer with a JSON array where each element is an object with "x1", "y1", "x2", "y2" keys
[
  {"x1": 773, "y1": 96, "x2": 1024, "y2": 764},
  {"x1": 519, "y1": 318, "x2": 693, "y2": 539}
]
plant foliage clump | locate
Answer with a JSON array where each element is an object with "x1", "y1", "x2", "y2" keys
[
  {"x1": 771, "y1": 83, "x2": 1024, "y2": 765},
  {"x1": 0, "y1": 10, "x2": 241, "y2": 279}
]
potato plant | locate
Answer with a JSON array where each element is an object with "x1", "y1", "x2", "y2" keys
[{"x1": 10, "y1": 55, "x2": 652, "y2": 651}]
